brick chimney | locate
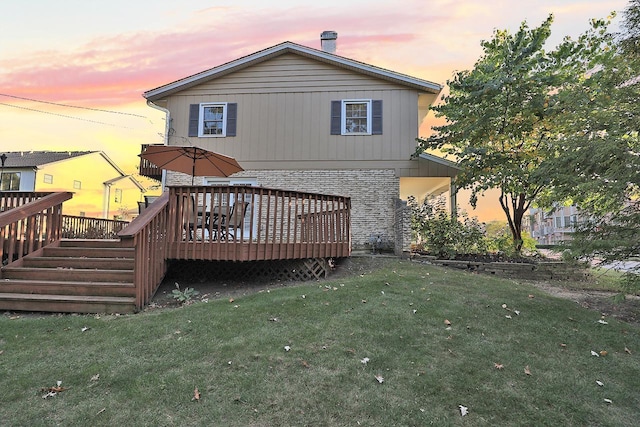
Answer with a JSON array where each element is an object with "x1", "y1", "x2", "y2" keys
[{"x1": 320, "y1": 31, "x2": 337, "y2": 54}]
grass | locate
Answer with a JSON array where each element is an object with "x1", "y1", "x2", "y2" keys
[{"x1": 1, "y1": 258, "x2": 638, "y2": 426}]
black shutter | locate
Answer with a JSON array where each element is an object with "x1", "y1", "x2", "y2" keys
[
  {"x1": 226, "y1": 103, "x2": 237, "y2": 137},
  {"x1": 372, "y1": 100, "x2": 383, "y2": 135},
  {"x1": 330, "y1": 100, "x2": 342, "y2": 135},
  {"x1": 188, "y1": 104, "x2": 200, "y2": 137}
]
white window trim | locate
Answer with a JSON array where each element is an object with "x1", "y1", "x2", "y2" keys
[
  {"x1": 341, "y1": 99, "x2": 372, "y2": 135},
  {"x1": 198, "y1": 102, "x2": 228, "y2": 137}
]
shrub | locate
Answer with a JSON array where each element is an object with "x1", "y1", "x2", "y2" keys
[{"x1": 408, "y1": 195, "x2": 486, "y2": 258}]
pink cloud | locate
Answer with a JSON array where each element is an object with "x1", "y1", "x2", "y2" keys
[{"x1": 0, "y1": 3, "x2": 453, "y2": 108}]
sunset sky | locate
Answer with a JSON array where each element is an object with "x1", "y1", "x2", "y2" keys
[{"x1": 0, "y1": 0, "x2": 629, "y2": 218}]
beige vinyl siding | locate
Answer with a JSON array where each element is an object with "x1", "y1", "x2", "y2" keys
[{"x1": 162, "y1": 54, "x2": 434, "y2": 174}]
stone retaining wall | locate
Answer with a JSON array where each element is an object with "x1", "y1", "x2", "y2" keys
[{"x1": 428, "y1": 259, "x2": 590, "y2": 281}]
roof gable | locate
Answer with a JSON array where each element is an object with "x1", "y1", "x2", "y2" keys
[
  {"x1": 1, "y1": 151, "x2": 96, "y2": 168},
  {"x1": 144, "y1": 41, "x2": 442, "y2": 101}
]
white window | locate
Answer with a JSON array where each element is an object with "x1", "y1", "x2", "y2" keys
[
  {"x1": 342, "y1": 100, "x2": 371, "y2": 134},
  {"x1": 73, "y1": 180, "x2": 82, "y2": 190},
  {"x1": 199, "y1": 103, "x2": 227, "y2": 137},
  {"x1": 43, "y1": 174, "x2": 53, "y2": 184},
  {"x1": 1, "y1": 172, "x2": 20, "y2": 191}
]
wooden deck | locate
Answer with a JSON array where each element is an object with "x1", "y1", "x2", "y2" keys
[{"x1": 0, "y1": 187, "x2": 351, "y2": 313}]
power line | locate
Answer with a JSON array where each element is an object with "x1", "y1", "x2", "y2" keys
[
  {"x1": 0, "y1": 93, "x2": 148, "y2": 118},
  {"x1": 0, "y1": 102, "x2": 133, "y2": 129}
]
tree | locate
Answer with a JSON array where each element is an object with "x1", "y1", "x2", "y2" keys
[
  {"x1": 415, "y1": 15, "x2": 564, "y2": 253},
  {"x1": 543, "y1": 2, "x2": 640, "y2": 290}
]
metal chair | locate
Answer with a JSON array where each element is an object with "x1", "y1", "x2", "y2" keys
[{"x1": 218, "y1": 202, "x2": 250, "y2": 240}]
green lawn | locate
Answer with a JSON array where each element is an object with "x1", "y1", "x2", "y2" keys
[{"x1": 1, "y1": 259, "x2": 638, "y2": 426}]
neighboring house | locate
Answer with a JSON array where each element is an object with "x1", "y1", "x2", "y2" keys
[
  {"x1": 529, "y1": 205, "x2": 581, "y2": 245},
  {"x1": 143, "y1": 32, "x2": 459, "y2": 254},
  {"x1": 0, "y1": 151, "x2": 146, "y2": 219}
]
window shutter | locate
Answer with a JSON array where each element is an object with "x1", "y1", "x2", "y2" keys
[
  {"x1": 226, "y1": 103, "x2": 237, "y2": 137},
  {"x1": 372, "y1": 100, "x2": 383, "y2": 135},
  {"x1": 188, "y1": 104, "x2": 200, "y2": 137},
  {"x1": 330, "y1": 100, "x2": 341, "y2": 135}
]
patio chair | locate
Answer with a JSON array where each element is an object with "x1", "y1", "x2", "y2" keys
[{"x1": 218, "y1": 201, "x2": 250, "y2": 240}]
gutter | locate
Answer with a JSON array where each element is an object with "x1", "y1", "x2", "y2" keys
[{"x1": 146, "y1": 100, "x2": 170, "y2": 189}]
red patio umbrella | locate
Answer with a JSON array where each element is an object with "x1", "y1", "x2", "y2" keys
[{"x1": 139, "y1": 145, "x2": 243, "y2": 184}]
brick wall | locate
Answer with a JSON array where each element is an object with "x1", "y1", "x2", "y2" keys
[{"x1": 168, "y1": 169, "x2": 403, "y2": 253}]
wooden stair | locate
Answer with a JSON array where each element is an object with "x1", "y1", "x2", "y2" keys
[{"x1": 0, "y1": 239, "x2": 137, "y2": 314}]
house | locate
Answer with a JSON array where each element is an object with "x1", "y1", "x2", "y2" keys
[
  {"x1": 0, "y1": 151, "x2": 146, "y2": 219},
  {"x1": 143, "y1": 32, "x2": 459, "y2": 254},
  {"x1": 529, "y1": 205, "x2": 581, "y2": 245}
]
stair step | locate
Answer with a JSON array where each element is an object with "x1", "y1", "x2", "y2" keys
[
  {"x1": 1, "y1": 267, "x2": 134, "y2": 282},
  {"x1": 22, "y1": 256, "x2": 134, "y2": 270},
  {"x1": 43, "y1": 246, "x2": 134, "y2": 258},
  {"x1": 0, "y1": 279, "x2": 135, "y2": 297},
  {"x1": 0, "y1": 293, "x2": 136, "y2": 314},
  {"x1": 59, "y1": 239, "x2": 130, "y2": 248}
]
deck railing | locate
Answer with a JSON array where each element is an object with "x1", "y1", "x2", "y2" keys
[
  {"x1": 167, "y1": 185, "x2": 351, "y2": 261},
  {"x1": 0, "y1": 192, "x2": 53, "y2": 212},
  {"x1": 118, "y1": 191, "x2": 170, "y2": 310},
  {"x1": 62, "y1": 215, "x2": 129, "y2": 239},
  {"x1": 138, "y1": 144, "x2": 163, "y2": 181},
  {"x1": 0, "y1": 192, "x2": 72, "y2": 265}
]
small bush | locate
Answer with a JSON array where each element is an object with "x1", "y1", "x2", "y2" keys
[{"x1": 408, "y1": 195, "x2": 486, "y2": 258}]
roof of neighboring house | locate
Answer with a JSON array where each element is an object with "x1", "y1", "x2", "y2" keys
[
  {"x1": 144, "y1": 41, "x2": 443, "y2": 101},
  {"x1": 1, "y1": 150, "x2": 145, "y2": 191},
  {"x1": 1, "y1": 151, "x2": 96, "y2": 168}
]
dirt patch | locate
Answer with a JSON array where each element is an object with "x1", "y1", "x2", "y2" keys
[{"x1": 521, "y1": 280, "x2": 640, "y2": 326}]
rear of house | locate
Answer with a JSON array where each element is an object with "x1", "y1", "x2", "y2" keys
[{"x1": 144, "y1": 34, "x2": 459, "y2": 254}]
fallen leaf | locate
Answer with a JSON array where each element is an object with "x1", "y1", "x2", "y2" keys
[
  {"x1": 505, "y1": 315, "x2": 512, "y2": 319},
  {"x1": 599, "y1": 350, "x2": 608, "y2": 357},
  {"x1": 229, "y1": 298, "x2": 234, "y2": 303},
  {"x1": 501, "y1": 304, "x2": 507, "y2": 309},
  {"x1": 494, "y1": 363, "x2": 504, "y2": 370},
  {"x1": 284, "y1": 345, "x2": 291, "y2": 352},
  {"x1": 361, "y1": 357, "x2": 370, "y2": 365},
  {"x1": 596, "y1": 380, "x2": 604, "y2": 387},
  {"x1": 91, "y1": 374, "x2": 100, "y2": 382},
  {"x1": 459, "y1": 405, "x2": 469, "y2": 416},
  {"x1": 560, "y1": 343, "x2": 567, "y2": 348},
  {"x1": 604, "y1": 398, "x2": 612, "y2": 404},
  {"x1": 528, "y1": 294, "x2": 535, "y2": 299},
  {"x1": 301, "y1": 360, "x2": 311, "y2": 368},
  {"x1": 591, "y1": 350, "x2": 600, "y2": 357},
  {"x1": 81, "y1": 326, "x2": 90, "y2": 332},
  {"x1": 269, "y1": 317, "x2": 279, "y2": 322},
  {"x1": 524, "y1": 366, "x2": 532, "y2": 376},
  {"x1": 514, "y1": 310, "x2": 520, "y2": 316},
  {"x1": 625, "y1": 346, "x2": 632, "y2": 354},
  {"x1": 597, "y1": 319, "x2": 608, "y2": 325},
  {"x1": 192, "y1": 387, "x2": 200, "y2": 402},
  {"x1": 444, "y1": 319, "x2": 451, "y2": 326},
  {"x1": 375, "y1": 374, "x2": 384, "y2": 384}
]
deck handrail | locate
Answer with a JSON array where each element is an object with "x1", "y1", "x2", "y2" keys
[
  {"x1": 0, "y1": 192, "x2": 72, "y2": 266},
  {"x1": 62, "y1": 215, "x2": 129, "y2": 239},
  {"x1": 118, "y1": 191, "x2": 170, "y2": 309}
]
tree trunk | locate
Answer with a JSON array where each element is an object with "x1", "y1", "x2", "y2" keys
[{"x1": 499, "y1": 192, "x2": 526, "y2": 254}]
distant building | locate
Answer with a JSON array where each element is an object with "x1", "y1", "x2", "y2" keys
[
  {"x1": 0, "y1": 151, "x2": 146, "y2": 219},
  {"x1": 529, "y1": 205, "x2": 581, "y2": 245}
]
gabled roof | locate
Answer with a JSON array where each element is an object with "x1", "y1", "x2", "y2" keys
[
  {"x1": 144, "y1": 41, "x2": 442, "y2": 101},
  {"x1": 1, "y1": 151, "x2": 141, "y2": 189},
  {"x1": 1, "y1": 151, "x2": 96, "y2": 168}
]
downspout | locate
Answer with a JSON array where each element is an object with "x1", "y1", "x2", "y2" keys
[
  {"x1": 146, "y1": 100, "x2": 170, "y2": 190},
  {"x1": 104, "y1": 183, "x2": 111, "y2": 219},
  {"x1": 450, "y1": 181, "x2": 458, "y2": 219}
]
